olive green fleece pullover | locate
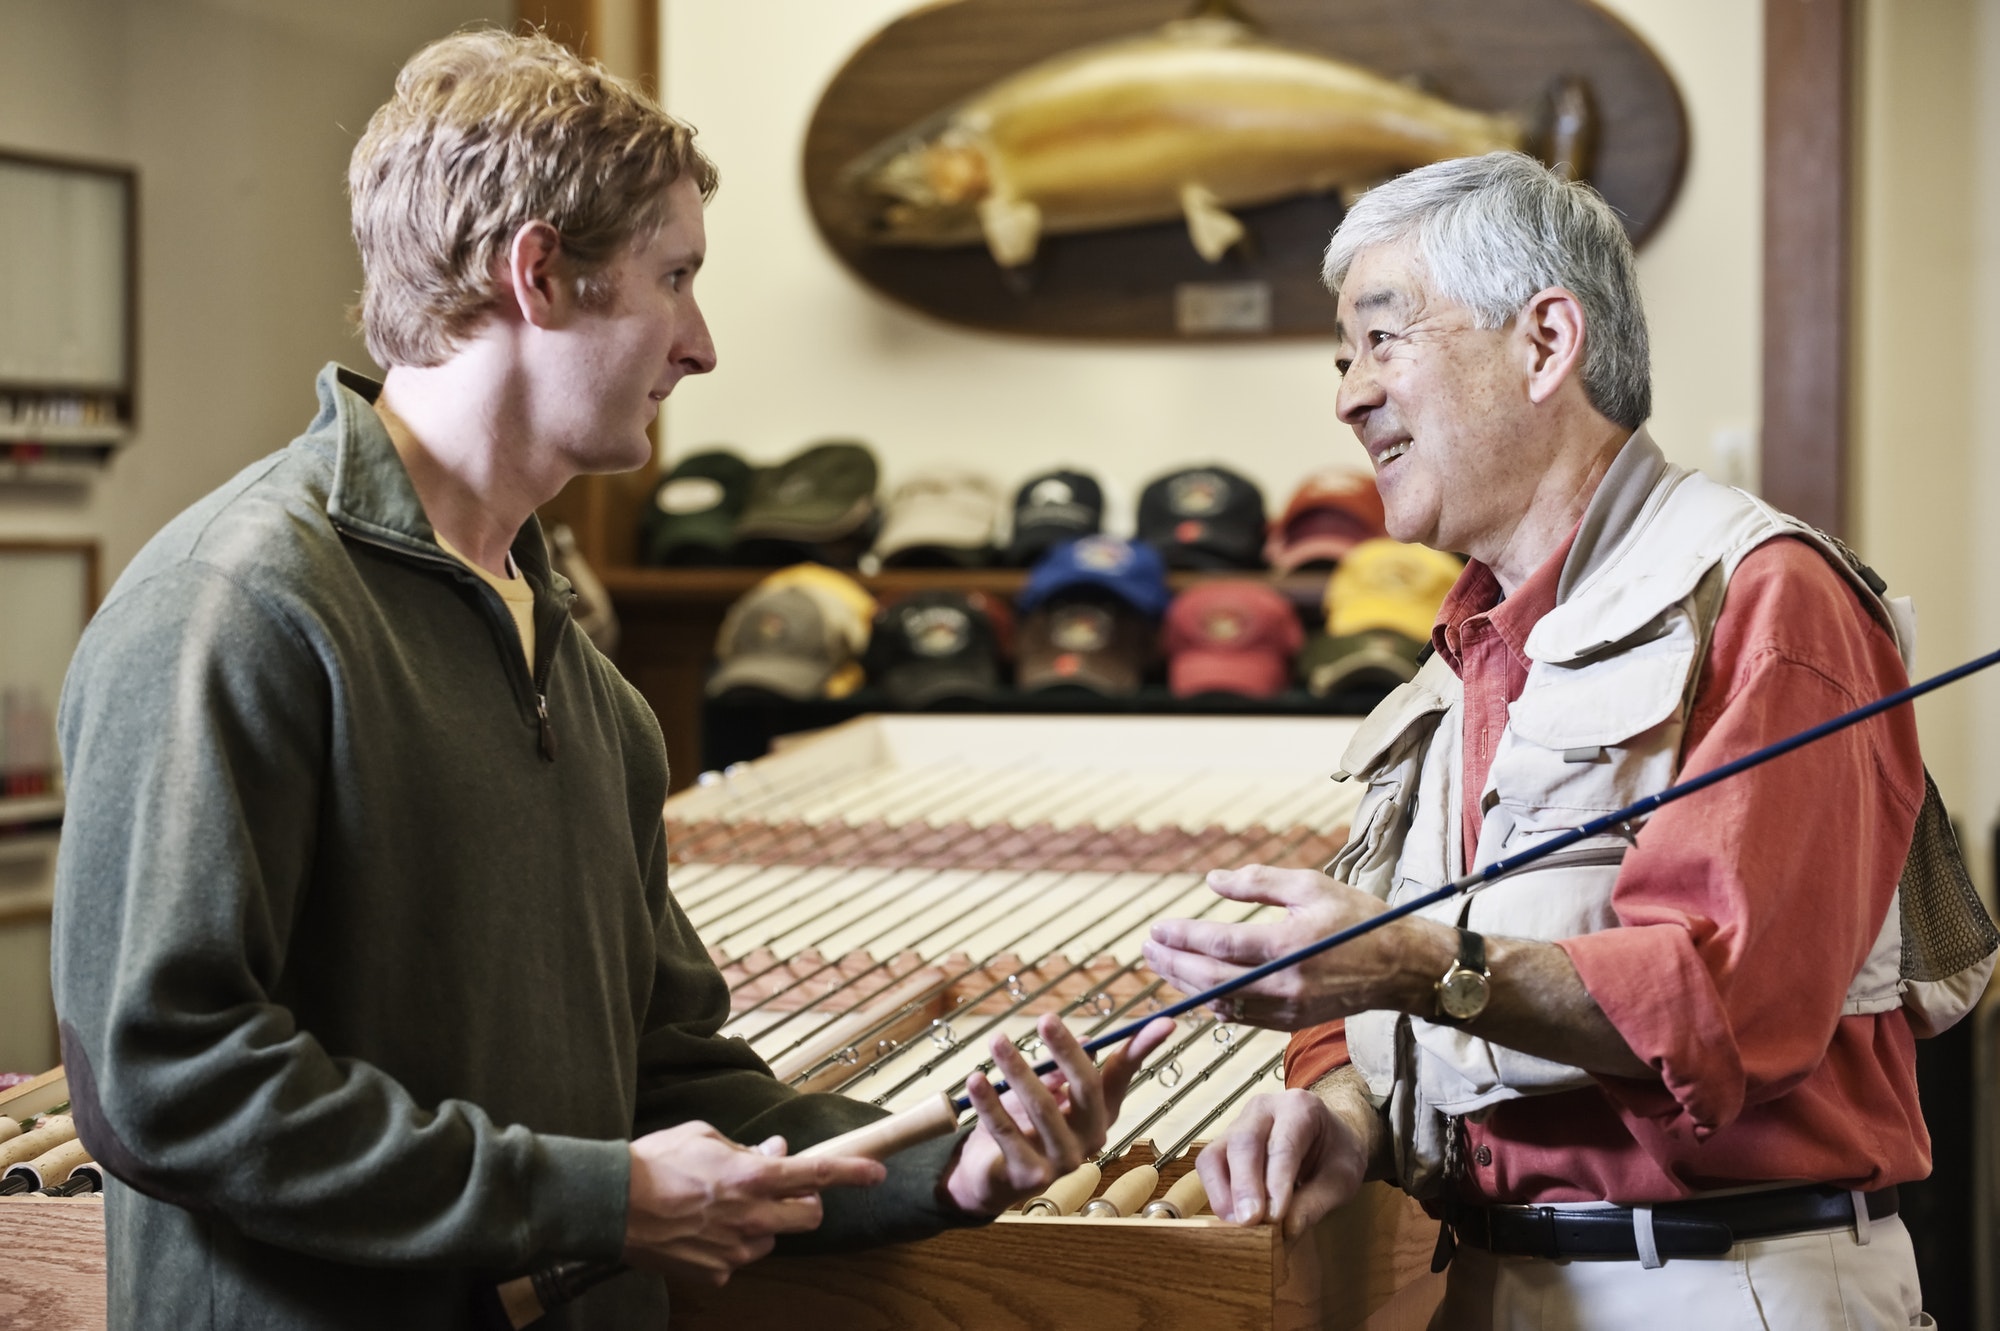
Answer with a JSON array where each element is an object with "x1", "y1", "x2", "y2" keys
[{"x1": 50, "y1": 365, "x2": 973, "y2": 1330}]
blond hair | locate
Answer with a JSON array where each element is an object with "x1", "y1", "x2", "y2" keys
[{"x1": 349, "y1": 28, "x2": 718, "y2": 368}]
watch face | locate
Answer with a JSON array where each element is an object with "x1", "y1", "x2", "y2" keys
[{"x1": 1438, "y1": 967, "x2": 1490, "y2": 1021}]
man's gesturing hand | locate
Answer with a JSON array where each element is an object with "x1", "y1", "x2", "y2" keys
[
  {"x1": 1198, "y1": 1089, "x2": 1370, "y2": 1238},
  {"x1": 1142, "y1": 864, "x2": 1443, "y2": 1029},
  {"x1": 622, "y1": 1121, "x2": 885, "y2": 1285},
  {"x1": 943, "y1": 1012, "x2": 1174, "y2": 1216}
]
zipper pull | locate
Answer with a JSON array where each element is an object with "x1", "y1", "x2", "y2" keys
[{"x1": 536, "y1": 693, "x2": 558, "y2": 761}]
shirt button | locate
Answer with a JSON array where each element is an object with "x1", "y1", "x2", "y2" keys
[{"x1": 1473, "y1": 1146, "x2": 1493, "y2": 1167}]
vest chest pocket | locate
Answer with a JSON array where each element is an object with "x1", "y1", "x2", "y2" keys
[{"x1": 1490, "y1": 607, "x2": 1700, "y2": 833}]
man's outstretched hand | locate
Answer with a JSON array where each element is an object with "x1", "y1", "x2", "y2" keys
[
  {"x1": 1143, "y1": 865, "x2": 1443, "y2": 1029},
  {"x1": 943, "y1": 1012, "x2": 1175, "y2": 1216}
]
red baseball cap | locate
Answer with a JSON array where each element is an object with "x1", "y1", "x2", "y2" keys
[
  {"x1": 1264, "y1": 470, "x2": 1388, "y2": 573},
  {"x1": 1161, "y1": 580, "x2": 1303, "y2": 699}
]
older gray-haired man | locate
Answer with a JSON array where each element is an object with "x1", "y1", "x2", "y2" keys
[{"x1": 1142, "y1": 152, "x2": 1953, "y2": 1327}]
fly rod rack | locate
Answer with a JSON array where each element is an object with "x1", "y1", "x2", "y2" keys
[{"x1": 663, "y1": 714, "x2": 1444, "y2": 1331}]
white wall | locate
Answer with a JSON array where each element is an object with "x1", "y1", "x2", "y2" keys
[{"x1": 659, "y1": 0, "x2": 1763, "y2": 523}]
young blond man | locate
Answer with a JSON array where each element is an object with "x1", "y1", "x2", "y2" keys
[{"x1": 52, "y1": 31, "x2": 1164, "y2": 1329}]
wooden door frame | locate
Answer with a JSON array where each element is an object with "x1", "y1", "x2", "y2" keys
[{"x1": 1762, "y1": 0, "x2": 1855, "y2": 537}]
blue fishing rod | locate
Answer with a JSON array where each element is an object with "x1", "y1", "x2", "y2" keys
[
  {"x1": 1028, "y1": 641, "x2": 2000, "y2": 1083},
  {"x1": 490, "y1": 643, "x2": 2000, "y2": 1328}
]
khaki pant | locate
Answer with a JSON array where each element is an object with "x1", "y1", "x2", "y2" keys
[{"x1": 1432, "y1": 1214, "x2": 1931, "y2": 1330}]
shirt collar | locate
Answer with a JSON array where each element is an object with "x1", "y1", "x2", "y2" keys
[
  {"x1": 306, "y1": 362, "x2": 564, "y2": 596},
  {"x1": 1431, "y1": 523, "x2": 1580, "y2": 676}
]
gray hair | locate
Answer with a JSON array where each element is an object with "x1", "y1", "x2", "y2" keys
[{"x1": 1322, "y1": 152, "x2": 1650, "y2": 430}]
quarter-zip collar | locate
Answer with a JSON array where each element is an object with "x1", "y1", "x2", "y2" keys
[{"x1": 307, "y1": 362, "x2": 572, "y2": 605}]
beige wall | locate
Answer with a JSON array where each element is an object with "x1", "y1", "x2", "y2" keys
[
  {"x1": 0, "y1": 0, "x2": 505, "y2": 1073},
  {"x1": 1855, "y1": 0, "x2": 1999, "y2": 897},
  {"x1": 0, "y1": 0, "x2": 506, "y2": 578},
  {"x1": 659, "y1": 0, "x2": 1762, "y2": 521}
]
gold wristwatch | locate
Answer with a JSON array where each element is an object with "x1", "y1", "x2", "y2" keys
[{"x1": 1434, "y1": 928, "x2": 1490, "y2": 1024}]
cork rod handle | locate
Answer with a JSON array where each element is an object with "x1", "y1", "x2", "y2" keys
[
  {"x1": 0, "y1": 1115, "x2": 74, "y2": 1170},
  {"x1": 1145, "y1": 1168, "x2": 1210, "y2": 1220},
  {"x1": 797, "y1": 1092, "x2": 959, "y2": 1160},
  {"x1": 1023, "y1": 1161, "x2": 1101, "y2": 1216},
  {"x1": 1090, "y1": 1164, "x2": 1159, "y2": 1218}
]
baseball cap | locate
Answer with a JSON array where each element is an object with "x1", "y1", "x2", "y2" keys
[
  {"x1": 1264, "y1": 469, "x2": 1388, "y2": 573},
  {"x1": 1017, "y1": 592, "x2": 1152, "y2": 696},
  {"x1": 733, "y1": 440, "x2": 880, "y2": 563},
  {"x1": 1324, "y1": 539, "x2": 1464, "y2": 641},
  {"x1": 1137, "y1": 465, "x2": 1267, "y2": 570},
  {"x1": 873, "y1": 471, "x2": 1003, "y2": 568},
  {"x1": 1161, "y1": 580, "x2": 1304, "y2": 699},
  {"x1": 757, "y1": 563, "x2": 876, "y2": 658},
  {"x1": 639, "y1": 449, "x2": 754, "y2": 566},
  {"x1": 707, "y1": 585, "x2": 861, "y2": 701},
  {"x1": 1298, "y1": 628, "x2": 1426, "y2": 697},
  {"x1": 1006, "y1": 469, "x2": 1105, "y2": 565},
  {"x1": 867, "y1": 590, "x2": 1008, "y2": 707},
  {"x1": 1018, "y1": 535, "x2": 1170, "y2": 619}
]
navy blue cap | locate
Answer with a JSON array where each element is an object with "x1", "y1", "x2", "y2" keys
[{"x1": 1018, "y1": 535, "x2": 1171, "y2": 619}]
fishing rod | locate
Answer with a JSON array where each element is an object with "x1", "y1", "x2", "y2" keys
[
  {"x1": 488, "y1": 644, "x2": 2000, "y2": 1328},
  {"x1": 862, "y1": 642, "x2": 2000, "y2": 1147}
]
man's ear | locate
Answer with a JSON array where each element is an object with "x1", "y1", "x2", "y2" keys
[
  {"x1": 501, "y1": 220, "x2": 570, "y2": 330},
  {"x1": 1519, "y1": 286, "x2": 1587, "y2": 406}
]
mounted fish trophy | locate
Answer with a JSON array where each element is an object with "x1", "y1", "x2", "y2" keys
[
  {"x1": 802, "y1": 0, "x2": 1686, "y2": 340},
  {"x1": 833, "y1": 0, "x2": 1598, "y2": 271}
]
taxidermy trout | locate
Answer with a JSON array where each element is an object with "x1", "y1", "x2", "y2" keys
[{"x1": 836, "y1": 1, "x2": 1593, "y2": 268}]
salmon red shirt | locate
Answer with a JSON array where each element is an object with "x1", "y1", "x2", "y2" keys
[{"x1": 1285, "y1": 533, "x2": 1930, "y2": 1204}]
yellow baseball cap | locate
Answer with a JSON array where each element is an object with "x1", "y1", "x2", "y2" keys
[{"x1": 1324, "y1": 539, "x2": 1463, "y2": 641}]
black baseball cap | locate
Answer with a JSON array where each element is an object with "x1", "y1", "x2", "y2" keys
[
  {"x1": 1006, "y1": 469, "x2": 1105, "y2": 565},
  {"x1": 639, "y1": 449, "x2": 754, "y2": 566},
  {"x1": 1017, "y1": 591, "x2": 1151, "y2": 697},
  {"x1": 867, "y1": 590, "x2": 1007, "y2": 708},
  {"x1": 734, "y1": 440, "x2": 880, "y2": 549},
  {"x1": 1137, "y1": 465, "x2": 1267, "y2": 570}
]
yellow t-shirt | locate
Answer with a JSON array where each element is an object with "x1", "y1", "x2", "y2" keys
[{"x1": 436, "y1": 532, "x2": 536, "y2": 672}]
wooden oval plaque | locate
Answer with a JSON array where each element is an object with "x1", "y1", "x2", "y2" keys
[{"x1": 801, "y1": 0, "x2": 1687, "y2": 341}]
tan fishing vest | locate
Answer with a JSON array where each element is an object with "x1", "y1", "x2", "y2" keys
[{"x1": 1336, "y1": 431, "x2": 1998, "y2": 1198}]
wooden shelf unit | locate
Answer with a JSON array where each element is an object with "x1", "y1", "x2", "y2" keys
[{"x1": 604, "y1": 564, "x2": 1347, "y2": 794}]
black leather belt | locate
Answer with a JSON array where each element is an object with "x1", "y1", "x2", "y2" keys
[{"x1": 1446, "y1": 1185, "x2": 1899, "y2": 1261}]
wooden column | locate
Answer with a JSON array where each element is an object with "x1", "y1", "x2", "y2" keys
[{"x1": 1762, "y1": 0, "x2": 1856, "y2": 537}]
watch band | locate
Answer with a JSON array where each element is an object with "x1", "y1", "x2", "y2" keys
[{"x1": 1459, "y1": 927, "x2": 1487, "y2": 975}]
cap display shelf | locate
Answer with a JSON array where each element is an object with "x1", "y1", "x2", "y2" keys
[
  {"x1": 601, "y1": 563, "x2": 1330, "y2": 603},
  {"x1": 603, "y1": 564, "x2": 1363, "y2": 795}
]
